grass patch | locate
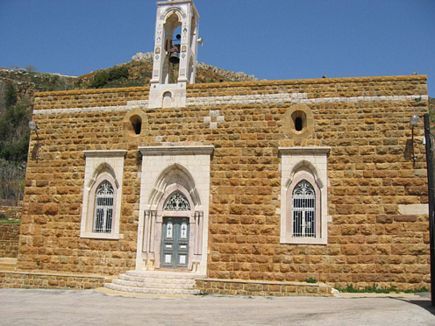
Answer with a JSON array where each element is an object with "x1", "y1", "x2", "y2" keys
[
  {"x1": 0, "y1": 213, "x2": 20, "y2": 225},
  {"x1": 305, "y1": 277, "x2": 318, "y2": 284},
  {"x1": 0, "y1": 218, "x2": 20, "y2": 225},
  {"x1": 337, "y1": 284, "x2": 428, "y2": 294}
]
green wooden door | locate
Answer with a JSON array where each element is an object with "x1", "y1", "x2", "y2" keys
[{"x1": 161, "y1": 217, "x2": 189, "y2": 269}]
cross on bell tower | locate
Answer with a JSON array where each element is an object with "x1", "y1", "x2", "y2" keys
[{"x1": 148, "y1": 0, "x2": 200, "y2": 109}]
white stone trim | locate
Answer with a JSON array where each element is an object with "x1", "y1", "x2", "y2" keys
[
  {"x1": 127, "y1": 100, "x2": 149, "y2": 108},
  {"x1": 33, "y1": 105, "x2": 134, "y2": 116},
  {"x1": 187, "y1": 94, "x2": 428, "y2": 107},
  {"x1": 139, "y1": 145, "x2": 214, "y2": 156},
  {"x1": 84, "y1": 150, "x2": 127, "y2": 158},
  {"x1": 279, "y1": 147, "x2": 331, "y2": 156},
  {"x1": 398, "y1": 204, "x2": 428, "y2": 215},
  {"x1": 136, "y1": 144, "x2": 213, "y2": 275},
  {"x1": 149, "y1": 83, "x2": 187, "y2": 109},
  {"x1": 33, "y1": 94, "x2": 428, "y2": 115},
  {"x1": 80, "y1": 151, "x2": 126, "y2": 240},
  {"x1": 280, "y1": 147, "x2": 330, "y2": 245}
]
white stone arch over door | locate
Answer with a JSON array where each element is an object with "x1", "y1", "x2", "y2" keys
[
  {"x1": 144, "y1": 166, "x2": 202, "y2": 271},
  {"x1": 136, "y1": 145, "x2": 214, "y2": 275}
]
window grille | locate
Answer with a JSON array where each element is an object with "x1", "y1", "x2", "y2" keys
[
  {"x1": 93, "y1": 180, "x2": 114, "y2": 233},
  {"x1": 164, "y1": 191, "x2": 191, "y2": 211},
  {"x1": 292, "y1": 180, "x2": 316, "y2": 237}
]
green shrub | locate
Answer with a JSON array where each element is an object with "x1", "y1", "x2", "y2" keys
[
  {"x1": 108, "y1": 66, "x2": 129, "y2": 80},
  {"x1": 0, "y1": 100, "x2": 30, "y2": 162},
  {"x1": 305, "y1": 277, "x2": 317, "y2": 284},
  {"x1": 90, "y1": 66, "x2": 129, "y2": 88},
  {"x1": 4, "y1": 82, "x2": 17, "y2": 109},
  {"x1": 0, "y1": 218, "x2": 20, "y2": 225},
  {"x1": 90, "y1": 71, "x2": 110, "y2": 88},
  {"x1": 0, "y1": 159, "x2": 25, "y2": 202}
]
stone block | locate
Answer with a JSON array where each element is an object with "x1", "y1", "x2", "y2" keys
[
  {"x1": 393, "y1": 215, "x2": 417, "y2": 223},
  {"x1": 376, "y1": 215, "x2": 393, "y2": 224}
]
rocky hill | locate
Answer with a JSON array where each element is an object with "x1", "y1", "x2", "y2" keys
[
  {"x1": 0, "y1": 54, "x2": 255, "y2": 202},
  {"x1": 77, "y1": 52, "x2": 256, "y2": 89},
  {"x1": 1, "y1": 53, "x2": 255, "y2": 110},
  {"x1": 0, "y1": 69, "x2": 76, "y2": 113}
]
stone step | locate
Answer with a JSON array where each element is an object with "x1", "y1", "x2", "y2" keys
[
  {"x1": 125, "y1": 270, "x2": 199, "y2": 280},
  {"x1": 103, "y1": 270, "x2": 203, "y2": 296},
  {"x1": 119, "y1": 273, "x2": 197, "y2": 284},
  {"x1": 112, "y1": 278, "x2": 196, "y2": 289},
  {"x1": 105, "y1": 282, "x2": 200, "y2": 295}
]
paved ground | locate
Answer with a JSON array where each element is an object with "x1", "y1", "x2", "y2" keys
[{"x1": 0, "y1": 289, "x2": 434, "y2": 325}]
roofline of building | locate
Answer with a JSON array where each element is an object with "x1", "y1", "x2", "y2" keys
[{"x1": 34, "y1": 74, "x2": 427, "y2": 98}]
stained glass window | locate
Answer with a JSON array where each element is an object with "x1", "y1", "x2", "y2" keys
[{"x1": 163, "y1": 191, "x2": 191, "y2": 211}]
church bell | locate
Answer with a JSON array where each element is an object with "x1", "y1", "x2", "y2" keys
[
  {"x1": 169, "y1": 51, "x2": 180, "y2": 64},
  {"x1": 168, "y1": 34, "x2": 181, "y2": 64}
]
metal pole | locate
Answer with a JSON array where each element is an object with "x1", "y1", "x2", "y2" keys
[
  {"x1": 412, "y1": 124, "x2": 419, "y2": 167},
  {"x1": 423, "y1": 113, "x2": 435, "y2": 306}
]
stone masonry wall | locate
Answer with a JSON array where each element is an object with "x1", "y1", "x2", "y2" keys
[
  {"x1": 34, "y1": 87, "x2": 148, "y2": 110},
  {"x1": 21, "y1": 75, "x2": 429, "y2": 290},
  {"x1": 0, "y1": 224, "x2": 19, "y2": 257},
  {"x1": 196, "y1": 279, "x2": 333, "y2": 296},
  {"x1": 0, "y1": 205, "x2": 22, "y2": 220},
  {"x1": 0, "y1": 206, "x2": 22, "y2": 258},
  {"x1": 0, "y1": 271, "x2": 105, "y2": 289}
]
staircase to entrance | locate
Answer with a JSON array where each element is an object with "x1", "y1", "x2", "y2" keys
[{"x1": 104, "y1": 270, "x2": 202, "y2": 295}]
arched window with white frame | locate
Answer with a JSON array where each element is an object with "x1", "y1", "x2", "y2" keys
[
  {"x1": 93, "y1": 180, "x2": 115, "y2": 233},
  {"x1": 279, "y1": 147, "x2": 330, "y2": 245},
  {"x1": 80, "y1": 150, "x2": 126, "y2": 240}
]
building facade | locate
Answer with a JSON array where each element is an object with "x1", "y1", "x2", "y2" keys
[{"x1": 14, "y1": 0, "x2": 431, "y2": 293}]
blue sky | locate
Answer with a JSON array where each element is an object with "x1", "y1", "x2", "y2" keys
[{"x1": 0, "y1": 0, "x2": 434, "y2": 95}]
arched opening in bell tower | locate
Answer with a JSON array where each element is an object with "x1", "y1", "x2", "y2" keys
[{"x1": 163, "y1": 13, "x2": 182, "y2": 84}]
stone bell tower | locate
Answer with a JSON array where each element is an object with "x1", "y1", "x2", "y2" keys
[{"x1": 148, "y1": 0, "x2": 200, "y2": 109}]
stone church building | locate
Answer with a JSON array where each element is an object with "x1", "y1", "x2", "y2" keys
[{"x1": 7, "y1": 0, "x2": 431, "y2": 295}]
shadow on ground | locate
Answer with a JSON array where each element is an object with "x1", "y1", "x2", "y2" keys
[{"x1": 394, "y1": 293, "x2": 435, "y2": 317}]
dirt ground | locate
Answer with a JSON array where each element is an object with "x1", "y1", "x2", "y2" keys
[{"x1": 0, "y1": 289, "x2": 434, "y2": 325}]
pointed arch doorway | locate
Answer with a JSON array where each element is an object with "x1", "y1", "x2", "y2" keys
[{"x1": 136, "y1": 145, "x2": 213, "y2": 275}]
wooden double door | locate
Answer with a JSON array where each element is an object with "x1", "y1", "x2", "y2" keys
[{"x1": 160, "y1": 217, "x2": 189, "y2": 269}]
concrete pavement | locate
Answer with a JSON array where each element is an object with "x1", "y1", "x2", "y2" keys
[{"x1": 0, "y1": 288, "x2": 434, "y2": 325}]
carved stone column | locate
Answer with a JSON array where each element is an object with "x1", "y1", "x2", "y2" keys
[
  {"x1": 143, "y1": 210, "x2": 157, "y2": 268},
  {"x1": 192, "y1": 210, "x2": 204, "y2": 273},
  {"x1": 194, "y1": 211, "x2": 203, "y2": 255}
]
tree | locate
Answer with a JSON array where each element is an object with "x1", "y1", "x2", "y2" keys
[
  {"x1": 0, "y1": 98, "x2": 31, "y2": 162},
  {"x1": 0, "y1": 159, "x2": 25, "y2": 203},
  {"x1": 4, "y1": 82, "x2": 17, "y2": 109}
]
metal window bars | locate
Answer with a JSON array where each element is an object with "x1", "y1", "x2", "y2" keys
[
  {"x1": 292, "y1": 180, "x2": 316, "y2": 237},
  {"x1": 93, "y1": 180, "x2": 114, "y2": 233}
]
